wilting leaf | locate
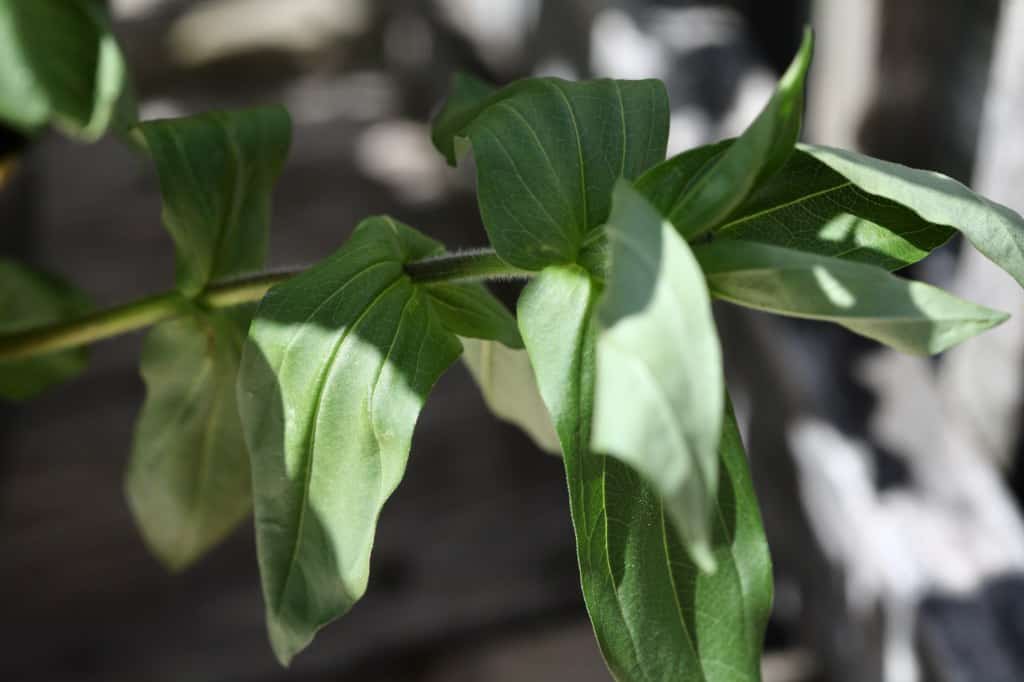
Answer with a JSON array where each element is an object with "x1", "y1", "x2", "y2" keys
[
  {"x1": 460, "y1": 337, "x2": 559, "y2": 453},
  {"x1": 126, "y1": 307, "x2": 253, "y2": 571},
  {"x1": 0, "y1": 259, "x2": 91, "y2": 400},
  {"x1": 237, "y1": 216, "x2": 464, "y2": 664},
  {"x1": 696, "y1": 240, "x2": 1008, "y2": 355},
  {"x1": 138, "y1": 106, "x2": 292, "y2": 297}
]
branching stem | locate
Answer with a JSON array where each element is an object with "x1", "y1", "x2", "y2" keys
[{"x1": 0, "y1": 249, "x2": 525, "y2": 361}]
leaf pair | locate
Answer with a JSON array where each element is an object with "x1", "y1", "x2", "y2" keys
[{"x1": 125, "y1": 107, "x2": 291, "y2": 570}]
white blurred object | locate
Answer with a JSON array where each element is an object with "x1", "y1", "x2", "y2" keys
[
  {"x1": 589, "y1": 8, "x2": 667, "y2": 80},
  {"x1": 138, "y1": 98, "x2": 187, "y2": 121},
  {"x1": 110, "y1": 0, "x2": 170, "y2": 20},
  {"x1": 647, "y1": 5, "x2": 743, "y2": 54},
  {"x1": 354, "y1": 120, "x2": 450, "y2": 205},
  {"x1": 433, "y1": 0, "x2": 541, "y2": 72},
  {"x1": 284, "y1": 71, "x2": 399, "y2": 125},
  {"x1": 806, "y1": 0, "x2": 882, "y2": 147},
  {"x1": 938, "y1": 0, "x2": 1024, "y2": 470},
  {"x1": 666, "y1": 107, "x2": 712, "y2": 156},
  {"x1": 717, "y1": 69, "x2": 781, "y2": 138},
  {"x1": 168, "y1": 0, "x2": 370, "y2": 65},
  {"x1": 385, "y1": 12, "x2": 435, "y2": 70}
]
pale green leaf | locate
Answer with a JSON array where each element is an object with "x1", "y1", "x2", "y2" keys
[
  {"x1": 800, "y1": 143, "x2": 1024, "y2": 287},
  {"x1": 519, "y1": 267, "x2": 772, "y2": 681},
  {"x1": 713, "y1": 148, "x2": 955, "y2": 269},
  {"x1": 696, "y1": 240, "x2": 1008, "y2": 354},
  {"x1": 432, "y1": 76, "x2": 669, "y2": 270},
  {"x1": 637, "y1": 28, "x2": 813, "y2": 239},
  {"x1": 237, "y1": 216, "x2": 463, "y2": 665},
  {"x1": 592, "y1": 181, "x2": 723, "y2": 570},
  {"x1": 138, "y1": 106, "x2": 292, "y2": 297},
  {"x1": 0, "y1": 259, "x2": 91, "y2": 400},
  {"x1": 126, "y1": 307, "x2": 252, "y2": 571},
  {"x1": 460, "y1": 337, "x2": 559, "y2": 454},
  {"x1": 0, "y1": 0, "x2": 134, "y2": 140}
]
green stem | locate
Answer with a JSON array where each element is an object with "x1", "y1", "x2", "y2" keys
[
  {"x1": 403, "y1": 248, "x2": 530, "y2": 283},
  {"x1": 0, "y1": 249, "x2": 525, "y2": 362}
]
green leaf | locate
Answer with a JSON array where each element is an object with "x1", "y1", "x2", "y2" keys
[
  {"x1": 800, "y1": 143, "x2": 1024, "y2": 288},
  {"x1": 714, "y1": 148, "x2": 955, "y2": 270},
  {"x1": 0, "y1": 259, "x2": 91, "y2": 400},
  {"x1": 592, "y1": 181, "x2": 724, "y2": 570},
  {"x1": 696, "y1": 240, "x2": 1008, "y2": 355},
  {"x1": 519, "y1": 267, "x2": 772, "y2": 681},
  {"x1": 433, "y1": 76, "x2": 669, "y2": 270},
  {"x1": 424, "y1": 282, "x2": 522, "y2": 348},
  {"x1": 0, "y1": 0, "x2": 134, "y2": 140},
  {"x1": 431, "y1": 72, "x2": 497, "y2": 165},
  {"x1": 460, "y1": 337, "x2": 559, "y2": 454},
  {"x1": 237, "y1": 216, "x2": 463, "y2": 665},
  {"x1": 637, "y1": 27, "x2": 813, "y2": 240},
  {"x1": 126, "y1": 307, "x2": 253, "y2": 571},
  {"x1": 138, "y1": 106, "x2": 292, "y2": 297}
]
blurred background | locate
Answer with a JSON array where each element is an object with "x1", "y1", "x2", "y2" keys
[{"x1": 3, "y1": 0, "x2": 1024, "y2": 680}]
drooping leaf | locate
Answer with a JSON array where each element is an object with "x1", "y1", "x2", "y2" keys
[
  {"x1": 519, "y1": 267, "x2": 772, "y2": 681},
  {"x1": 696, "y1": 240, "x2": 1008, "y2": 355},
  {"x1": 0, "y1": 0, "x2": 135, "y2": 140},
  {"x1": 0, "y1": 259, "x2": 91, "y2": 400},
  {"x1": 637, "y1": 28, "x2": 813, "y2": 240},
  {"x1": 237, "y1": 216, "x2": 463, "y2": 664},
  {"x1": 424, "y1": 283, "x2": 522, "y2": 348},
  {"x1": 138, "y1": 106, "x2": 292, "y2": 297},
  {"x1": 592, "y1": 181, "x2": 723, "y2": 569},
  {"x1": 800, "y1": 143, "x2": 1024, "y2": 288},
  {"x1": 126, "y1": 307, "x2": 253, "y2": 571},
  {"x1": 713, "y1": 148, "x2": 955, "y2": 270},
  {"x1": 433, "y1": 76, "x2": 669, "y2": 270},
  {"x1": 460, "y1": 337, "x2": 559, "y2": 454}
]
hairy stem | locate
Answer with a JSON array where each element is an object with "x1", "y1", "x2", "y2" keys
[{"x1": 0, "y1": 249, "x2": 524, "y2": 362}]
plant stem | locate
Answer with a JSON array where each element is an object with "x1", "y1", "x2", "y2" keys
[
  {"x1": 0, "y1": 249, "x2": 525, "y2": 362},
  {"x1": 403, "y1": 248, "x2": 530, "y2": 283}
]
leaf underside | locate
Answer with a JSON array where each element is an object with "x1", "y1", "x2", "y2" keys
[
  {"x1": 460, "y1": 336, "x2": 560, "y2": 454},
  {"x1": 127, "y1": 307, "x2": 254, "y2": 571},
  {"x1": 519, "y1": 266, "x2": 772, "y2": 681},
  {"x1": 238, "y1": 216, "x2": 519, "y2": 664},
  {"x1": 696, "y1": 240, "x2": 1008, "y2": 355},
  {"x1": 592, "y1": 181, "x2": 724, "y2": 569}
]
